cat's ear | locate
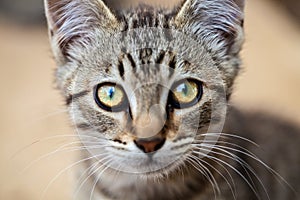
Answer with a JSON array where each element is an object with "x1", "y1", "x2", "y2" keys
[
  {"x1": 44, "y1": 0, "x2": 119, "y2": 64},
  {"x1": 233, "y1": 0, "x2": 245, "y2": 11},
  {"x1": 174, "y1": 0, "x2": 245, "y2": 56}
]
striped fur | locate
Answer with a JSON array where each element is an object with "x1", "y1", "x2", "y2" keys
[{"x1": 44, "y1": 0, "x2": 300, "y2": 199}]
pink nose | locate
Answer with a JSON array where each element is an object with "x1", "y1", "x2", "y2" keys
[{"x1": 134, "y1": 137, "x2": 166, "y2": 153}]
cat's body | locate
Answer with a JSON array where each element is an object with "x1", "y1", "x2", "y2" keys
[{"x1": 44, "y1": 0, "x2": 300, "y2": 199}]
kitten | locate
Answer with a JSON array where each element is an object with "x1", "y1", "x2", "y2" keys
[{"x1": 44, "y1": 0, "x2": 300, "y2": 199}]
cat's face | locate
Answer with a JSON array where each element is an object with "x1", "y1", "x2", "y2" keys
[{"x1": 45, "y1": 0, "x2": 244, "y2": 176}]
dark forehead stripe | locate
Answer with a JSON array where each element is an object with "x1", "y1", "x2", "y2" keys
[
  {"x1": 140, "y1": 48, "x2": 153, "y2": 64},
  {"x1": 156, "y1": 51, "x2": 166, "y2": 64},
  {"x1": 117, "y1": 53, "x2": 137, "y2": 80},
  {"x1": 123, "y1": 5, "x2": 172, "y2": 29},
  {"x1": 182, "y1": 60, "x2": 191, "y2": 71},
  {"x1": 117, "y1": 49, "x2": 182, "y2": 82},
  {"x1": 166, "y1": 52, "x2": 176, "y2": 78},
  {"x1": 157, "y1": 51, "x2": 177, "y2": 77},
  {"x1": 168, "y1": 53, "x2": 176, "y2": 69},
  {"x1": 66, "y1": 90, "x2": 89, "y2": 105},
  {"x1": 117, "y1": 59, "x2": 125, "y2": 79},
  {"x1": 126, "y1": 53, "x2": 136, "y2": 70}
]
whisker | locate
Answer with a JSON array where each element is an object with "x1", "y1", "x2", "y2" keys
[
  {"x1": 193, "y1": 139, "x2": 259, "y2": 159},
  {"x1": 193, "y1": 148, "x2": 261, "y2": 200},
  {"x1": 73, "y1": 155, "x2": 114, "y2": 199},
  {"x1": 89, "y1": 161, "x2": 112, "y2": 200},
  {"x1": 189, "y1": 154, "x2": 237, "y2": 200},
  {"x1": 40, "y1": 152, "x2": 111, "y2": 200},
  {"x1": 191, "y1": 155, "x2": 223, "y2": 199},
  {"x1": 12, "y1": 134, "x2": 105, "y2": 159},
  {"x1": 202, "y1": 133, "x2": 259, "y2": 147},
  {"x1": 190, "y1": 154, "x2": 222, "y2": 195},
  {"x1": 200, "y1": 142, "x2": 296, "y2": 193},
  {"x1": 186, "y1": 156, "x2": 219, "y2": 199},
  {"x1": 32, "y1": 108, "x2": 69, "y2": 123},
  {"x1": 22, "y1": 140, "x2": 108, "y2": 173},
  {"x1": 202, "y1": 145, "x2": 265, "y2": 196}
]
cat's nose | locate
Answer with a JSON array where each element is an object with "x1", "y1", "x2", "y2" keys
[{"x1": 134, "y1": 137, "x2": 166, "y2": 153}]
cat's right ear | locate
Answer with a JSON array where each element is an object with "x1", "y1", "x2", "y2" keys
[
  {"x1": 44, "y1": 0, "x2": 119, "y2": 64},
  {"x1": 233, "y1": 0, "x2": 245, "y2": 11},
  {"x1": 174, "y1": 0, "x2": 245, "y2": 57}
]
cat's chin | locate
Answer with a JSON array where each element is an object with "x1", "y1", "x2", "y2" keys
[
  {"x1": 106, "y1": 157, "x2": 187, "y2": 182},
  {"x1": 101, "y1": 152, "x2": 189, "y2": 180},
  {"x1": 104, "y1": 159, "x2": 178, "y2": 175}
]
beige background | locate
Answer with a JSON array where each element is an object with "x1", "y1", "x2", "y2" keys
[{"x1": 0, "y1": 0, "x2": 299, "y2": 199}]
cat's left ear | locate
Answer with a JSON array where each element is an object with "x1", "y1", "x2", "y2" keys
[
  {"x1": 44, "y1": 0, "x2": 120, "y2": 64},
  {"x1": 174, "y1": 0, "x2": 245, "y2": 56}
]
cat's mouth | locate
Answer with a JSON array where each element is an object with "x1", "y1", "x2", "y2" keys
[
  {"x1": 116, "y1": 154, "x2": 185, "y2": 176},
  {"x1": 92, "y1": 146, "x2": 186, "y2": 174}
]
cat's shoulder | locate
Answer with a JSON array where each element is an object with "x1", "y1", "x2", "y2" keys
[{"x1": 226, "y1": 106, "x2": 300, "y2": 157}]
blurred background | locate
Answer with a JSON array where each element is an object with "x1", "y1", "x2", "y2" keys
[{"x1": 0, "y1": 0, "x2": 299, "y2": 199}]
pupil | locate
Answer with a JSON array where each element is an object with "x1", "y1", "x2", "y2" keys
[
  {"x1": 177, "y1": 83, "x2": 188, "y2": 95},
  {"x1": 108, "y1": 87, "x2": 115, "y2": 99},
  {"x1": 182, "y1": 84, "x2": 188, "y2": 95}
]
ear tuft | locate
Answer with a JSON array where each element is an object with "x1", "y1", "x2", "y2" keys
[{"x1": 44, "y1": 0, "x2": 119, "y2": 64}]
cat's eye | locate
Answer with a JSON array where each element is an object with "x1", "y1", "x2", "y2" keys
[
  {"x1": 169, "y1": 79, "x2": 203, "y2": 109},
  {"x1": 94, "y1": 83, "x2": 128, "y2": 112}
]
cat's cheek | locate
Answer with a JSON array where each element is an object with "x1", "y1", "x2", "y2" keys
[{"x1": 112, "y1": 132, "x2": 135, "y2": 145}]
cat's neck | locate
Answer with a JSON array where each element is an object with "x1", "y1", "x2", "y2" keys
[{"x1": 79, "y1": 151, "x2": 214, "y2": 200}]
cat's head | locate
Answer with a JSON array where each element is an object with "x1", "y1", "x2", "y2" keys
[{"x1": 45, "y1": 0, "x2": 244, "y2": 176}]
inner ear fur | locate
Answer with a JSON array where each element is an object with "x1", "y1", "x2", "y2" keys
[
  {"x1": 44, "y1": 0, "x2": 120, "y2": 63},
  {"x1": 174, "y1": 0, "x2": 245, "y2": 56}
]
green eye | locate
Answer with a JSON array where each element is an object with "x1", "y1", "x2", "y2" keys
[
  {"x1": 169, "y1": 79, "x2": 203, "y2": 109},
  {"x1": 94, "y1": 83, "x2": 128, "y2": 112},
  {"x1": 173, "y1": 81, "x2": 198, "y2": 103}
]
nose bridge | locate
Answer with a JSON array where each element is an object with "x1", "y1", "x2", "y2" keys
[
  {"x1": 133, "y1": 84, "x2": 160, "y2": 117},
  {"x1": 132, "y1": 84, "x2": 166, "y2": 139}
]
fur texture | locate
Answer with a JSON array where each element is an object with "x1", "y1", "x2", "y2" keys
[{"x1": 44, "y1": 0, "x2": 300, "y2": 199}]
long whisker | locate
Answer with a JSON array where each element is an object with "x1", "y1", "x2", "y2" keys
[
  {"x1": 190, "y1": 154, "x2": 237, "y2": 200},
  {"x1": 185, "y1": 156, "x2": 219, "y2": 199},
  {"x1": 190, "y1": 154, "x2": 221, "y2": 195},
  {"x1": 199, "y1": 141, "x2": 296, "y2": 193},
  {"x1": 40, "y1": 152, "x2": 111, "y2": 199},
  {"x1": 32, "y1": 108, "x2": 69, "y2": 124},
  {"x1": 193, "y1": 148, "x2": 261, "y2": 200},
  {"x1": 73, "y1": 155, "x2": 114, "y2": 199},
  {"x1": 75, "y1": 160, "x2": 100, "y2": 194},
  {"x1": 193, "y1": 139, "x2": 259, "y2": 159},
  {"x1": 22, "y1": 140, "x2": 108, "y2": 172},
  {"x1": 197, "y1": 144, "x2": 269, "y2": 199},
  {"x1": 89, "y1": 160, "x2": 113, "y2": 200},
  {"x1": 12, "y1": 134, "x2": 105, "y2": 159},
  {"x1": 201, "y1": 133, "x2": 259, "y2": 147}
]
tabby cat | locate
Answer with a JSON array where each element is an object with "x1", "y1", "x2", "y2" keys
[{"x1": 44, "y1": 0, "x2": 300, "y2": 199}]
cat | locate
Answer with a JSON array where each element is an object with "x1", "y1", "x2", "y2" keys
[{"x1": 44, "y1": 0, "x2": 300, "y2": 199}]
